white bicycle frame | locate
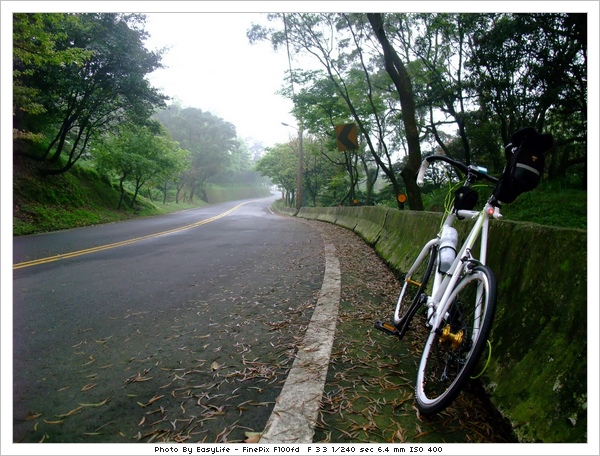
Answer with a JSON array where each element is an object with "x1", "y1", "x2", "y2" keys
[{"x1": 394, "y1": 203, "x2": 502, "y2": 337}]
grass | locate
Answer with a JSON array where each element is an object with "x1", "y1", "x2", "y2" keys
[
  {"x1": 12, "y1": 156, "x2": 209, "y2": 236},
  {"x1": 422, "y1": 180, "x2": 586, "y2": 230}
]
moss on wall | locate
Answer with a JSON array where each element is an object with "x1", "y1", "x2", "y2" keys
[
  {"x1": 484, "y1": 222, "x2": 587, "y2": 442},
  {"x1": 296, "y1": 206, "x2": 588, "y2": 443}
]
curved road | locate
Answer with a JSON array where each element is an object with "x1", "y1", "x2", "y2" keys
[{"x1": 13, "y1": 195, "x2": 327, "y2": 443}]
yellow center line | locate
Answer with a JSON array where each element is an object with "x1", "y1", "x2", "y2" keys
[{"x1": 13, "y1": 201, "x2": 253, "y2": 270}]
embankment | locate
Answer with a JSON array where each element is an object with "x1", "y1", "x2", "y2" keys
[{"x1": 296, "y1": 205, "x2": 587, "y2": 443}]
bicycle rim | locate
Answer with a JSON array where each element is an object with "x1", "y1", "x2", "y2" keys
[{"x1": 415, "y1": 265, "x2": 497, "y2": 415}]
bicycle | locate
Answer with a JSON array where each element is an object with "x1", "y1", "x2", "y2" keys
[
  {"x1": 375, "y1": 154, "x2": 502, "y2": 415},
  {"x1": 375, "y1": 126, "x2": 555, "y2": 415}
]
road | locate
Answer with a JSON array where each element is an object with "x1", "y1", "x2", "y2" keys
[
  {"x1": 12, "y1": 195, "x2": 327, "y2": 443},
  {"x1": 11, "y1": 195, "x2": 514, "y2": 445}
]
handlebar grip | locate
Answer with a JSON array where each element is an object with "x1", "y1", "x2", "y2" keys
[{"x1": 416, "y1": 159, "x2": 429, "y2": 187}]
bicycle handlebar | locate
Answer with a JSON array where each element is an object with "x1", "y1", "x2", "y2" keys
[{"x1": 416, "y1": 155, "x2": 498, "y2": 187}]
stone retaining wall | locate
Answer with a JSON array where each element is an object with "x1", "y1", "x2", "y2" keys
[{"x1": 297, "y1": 206, "x2": 587, "y2": 443}]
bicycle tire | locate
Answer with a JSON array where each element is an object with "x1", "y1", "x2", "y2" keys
[
  {"x1": 394, "y1": 245, "x2": 437, "y2": 336},
  {"x1": 415, "y1": 264, "x2": 497, "y2": 415}
]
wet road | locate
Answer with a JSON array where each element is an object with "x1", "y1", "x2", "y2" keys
[{"x1": 12, "y1": 195, "x2": 326, "y2": 443}]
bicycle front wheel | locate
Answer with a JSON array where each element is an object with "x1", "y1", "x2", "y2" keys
[{"x1": 415, "y1": 265, "x2": 497, "y2": 415}]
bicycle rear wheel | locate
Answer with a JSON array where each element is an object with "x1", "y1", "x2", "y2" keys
[{"x1": 415, "y1": 265, "x2": 497, "y2": 415}]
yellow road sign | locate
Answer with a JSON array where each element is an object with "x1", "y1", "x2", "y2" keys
[{"x1": 335, "y1": 123, "x2": 358, "y2": 151}]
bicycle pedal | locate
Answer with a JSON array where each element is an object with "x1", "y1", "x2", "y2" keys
[{"x1": 374, "y1": 321, "x2": 400, "y2": 337}]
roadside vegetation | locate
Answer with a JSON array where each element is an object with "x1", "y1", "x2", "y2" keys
[
  {"x1": 251, "y1": 13, "x2": 586, "y2": 224},
  {"x1": 13, "y1": 154, "x2": 203, "y2": 236},
  {"x1": 12, "y1": 13, "x2": 586, "y2": 236},
  {"x1": 420, "y1": 178, "x2": 587, "y2": 230},
  {"x1": 12, "y1": 13, "x2": 270, "y2": 236},
  {"x1": 13, "y1": 150, "x2": 270, "y2": 236}
]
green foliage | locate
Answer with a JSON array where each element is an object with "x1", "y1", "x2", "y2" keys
[
  {"x1": 13, "y1": 13, "x2": 167, "y2": 175},
  {"x1": 249, "y1": 12, "x2": 587, "y2": 211},
  {"x1": 419, "y1": 181, "x2": 586, "y2": 230},
  {"x1": 203, "y1": 184, "x2": 271, "y2": 204},
  {"x1": 13, "y1": 14, "x2": 93, "y2": 122},
  {"x1": 13, "y1": 156, "x2": 142, "y2": 235},
  {"x1": 153, "y1": 104, "x2": 242, "y2": 202},
  {"x1": 13, "y1": 156, "x2": 259, "y2": 236},
  {"x1": 499, "y1": 184, "x2": 586, "y2": 230},
  {"x1": 254, "y1": 143, "x2": 299, "y2": 199},
  {"x1": 93, "y1": 124, "x2": 189, "y2": 208}
]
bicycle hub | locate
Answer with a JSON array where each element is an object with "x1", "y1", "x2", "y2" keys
[{"x1": 440, "y1": 325, "x2": 464, "y2": 349}]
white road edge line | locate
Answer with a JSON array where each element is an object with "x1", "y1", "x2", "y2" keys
[{"x1": 260, "y1": 237, "x2": 341, "y2": 443}]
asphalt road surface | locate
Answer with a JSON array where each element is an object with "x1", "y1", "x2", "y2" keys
[{"x1": 13, "y1": 195, "x2": 327, "y2": 443}]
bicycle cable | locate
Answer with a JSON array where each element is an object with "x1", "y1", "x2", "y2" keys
[{"x1": 470, "y1": 339, "x2": 492, "y2": 379}]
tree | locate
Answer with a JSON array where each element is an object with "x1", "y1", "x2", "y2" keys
[
  {"x1": 249, "y1": 13, "x2": 423, "y2": 209},
  {"x1": 154, "y1": 105, "x2": 240, "y2": 202},
  {"x1": 250, "y1": 13, "x2": 586, "y2": 208},
  {"x1": 467, "y1": 13, "x2": 586, "y2": 185},
  {"x1": 95, "y1": 123, "x2": 188, "y2": 209},
  {"x1": 14, "y1": 13, "x2": 167, "y2": 175},
  {"x1": 254, "y1": 143, "x2": 299, "y2": 207},
  {"x1": 281, "y1": 69, "x2": 376, "y2": 206},
  {"x1": 367, "y1": 13, "x2": 424, "y2": 210},
  {"x1": 13, "y1": 14, "x2": 92, "y2": 143}
]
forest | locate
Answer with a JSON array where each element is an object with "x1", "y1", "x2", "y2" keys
[
  {"x1": 13, "y1": 13, "x2": 587, "y2": 228},
  {"x1": 251, "y1": 13, "x2": 587, "y2": 213},
  {"x1": 13, "y1": 13, "x2": 266, "y2": 214}
]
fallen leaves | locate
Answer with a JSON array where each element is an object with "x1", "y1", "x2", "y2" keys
[
  {"x1": 80, "y1": 383, "x2": 97, "y2": 391},
  {"x1": 94, "y1": 336, "x2": 113, "y2": 345},
  {"x1": 16, "y1": 218, "x2": 511, "y2": 444},
  {"x1": 244, "y1": 431, "x2": 262, "y2": 443},
  {"x1": 137, "y1": 395, "x2": 164, "y2": 408},
  {"x1": 43, "y1": 419, "x2": 64, "y2": 425},
  {"x1": 82, "y1": 355, "x2": 95, "y2": 366},
  {"x1": 307, "y1": 220, "x2": 514, "y2": 443},
  {"x1": 56, "y1": 406, "x2": 83, "y2": 418},
  {"x1": 26, "y1": 412, "x2": 42, "y2": 421},
  {"x1": 124, "y1": 368, "x2": 153, "y2": 384},
  {"x1": 79, "y1": 398, "x2": 110, "y2": 407}
]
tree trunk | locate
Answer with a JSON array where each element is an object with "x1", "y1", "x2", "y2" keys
[
  {"x1": 368, "y1": 13, "x2": 424, "y2": 211},
  {"x1": 118, "y1": 175, "x2": 127, "y2": 210},
  {"x1": 359, "y1": 155, "x2": 377, "y2": 205}
]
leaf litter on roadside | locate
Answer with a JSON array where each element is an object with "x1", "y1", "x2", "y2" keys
[{"x1": 306, "y1": 220, "x2": 515, "y2": 444}]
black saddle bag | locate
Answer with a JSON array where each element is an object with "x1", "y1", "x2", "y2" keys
[{"x1": 492, "y1": 127, "x2": 554, "y2": 204}]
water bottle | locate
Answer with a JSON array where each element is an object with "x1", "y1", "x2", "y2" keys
[{"x1": 438, "y1": 225, "x2": 458, "y2": 274}]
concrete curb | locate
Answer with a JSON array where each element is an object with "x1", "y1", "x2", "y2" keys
[{"x1": 260, "y1": 229, "x2": 341, "y2": 443}]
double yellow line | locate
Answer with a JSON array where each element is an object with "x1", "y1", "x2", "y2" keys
[{"x1": 13, "y1": 201, "x2": 252, "y2": 270}]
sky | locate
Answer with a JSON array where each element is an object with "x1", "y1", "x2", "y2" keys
[{"x1": 142, "y1": 12, "x2": 302, "y2": 148}]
